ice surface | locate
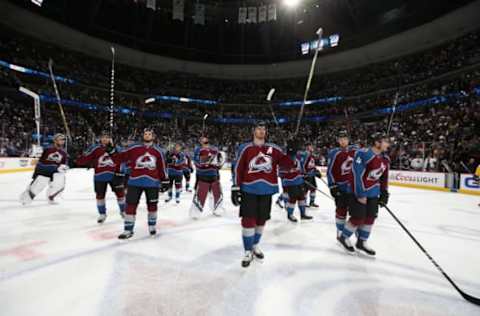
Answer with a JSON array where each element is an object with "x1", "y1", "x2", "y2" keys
[{"x1": 0, "y1": 169, "x2": 479, "y2": 316}]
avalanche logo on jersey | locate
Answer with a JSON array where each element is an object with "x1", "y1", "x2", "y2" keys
[
  {"x1": 135, "y1": 152, "x2": 157, "y2": 170},
  {"x1": 98, "y1": 153, "x2": 115, "y2": 168},
  {"x1": 47, "y1": 151, "x2": 63, "y2": 163},
  {"x1": 367, "y1": 162, "x2": 386, "y2": 181},
  {"x1": 248, "y1": 152, "x2": 273, "y2": 174},
  {"x1": 341, "y1": 156, "x2": 353, "y2": 175}
]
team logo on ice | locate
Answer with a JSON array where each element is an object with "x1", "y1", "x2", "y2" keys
[
  {"x1": 248, "y1": 152, "x2": 272, "y2": 174},
  {"x1": 98, "y1": 153, "x2": 115, "y2": 168},
  {"x1": 135, "y1": 152, "x2": 157, "y2": 170},
  {"x1": 367, "y1": 163, "x2": 386, "y2": 181},
  {"x1": 47, "y1": 151, "x2": 63, "y2": 163},
  {"x1": 341, "y1": 156, "x2": 353, "y2": 175}
]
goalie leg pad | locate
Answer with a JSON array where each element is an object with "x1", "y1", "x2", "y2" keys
[{"x1": 47, "y1": 172, "x2": 65, "y2": 200}]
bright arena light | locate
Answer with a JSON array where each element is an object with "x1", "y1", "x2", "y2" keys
[{"x1": 283, "y1": 0, "x2": 301, "y2": 8}]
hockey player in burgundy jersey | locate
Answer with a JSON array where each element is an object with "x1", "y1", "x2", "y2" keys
[
  {"x1": 75, "y1": 132, "x2": 126, "y2": 223},
  {"x1": 232, "y1": 121, "x2": 294, "y2": 268},
  {"x1": 20, "y1": 133, "x2": 68, "y2": 205},
  {"x1": 190, "y1": 136, "x2": 225, "y2": 218},
  {"x1": 108, "y1": 128, "x2": 169, "y2": 239},
  {"x1": 279, "y1": 139, "x2": 313, "y2": 223},
  {"x1": 165, "y1": 143, "x2": 188, "y2": 204},
  {"x1": 338, "y1": 132, "x2": 390, "y2": 256},
  {"x1": 327, "y1": 130, "x2": 357, "y2": 238},
  {"x1": 183, "y1": 153, "x2": 193, "y2": 192},
  {"x1": 300, "y1": 143, "x2": 322, "y2": 208}
]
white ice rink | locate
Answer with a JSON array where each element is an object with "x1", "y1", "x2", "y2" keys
[{"x1": 0, "y1": 169, "x2": 479, "y2": 316}]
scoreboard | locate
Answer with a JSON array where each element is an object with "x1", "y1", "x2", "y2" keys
[{"x1": 301, "y1": 33, "x2": 340, "y2": 55}]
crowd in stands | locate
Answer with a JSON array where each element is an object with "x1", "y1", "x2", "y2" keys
[{"x1": 0, "y1": 25, "x2": 479, "y2": 173}]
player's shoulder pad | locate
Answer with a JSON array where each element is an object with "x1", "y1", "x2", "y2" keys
[
  {"x1": 152, "y1": 144, "x2": 165, "y2": 155},
  {"x1": 237, "y1": 141, "x2": 253, "y2": 152},
  {"x1": 382, "y1": 153, "x2": 391, "y2": 163},
  {"x1": 84, "y1": 144, "x2": 100, "y2": 155},
  {"x1": 265, "y1": 142, "x2": 284, "y2": 153}
]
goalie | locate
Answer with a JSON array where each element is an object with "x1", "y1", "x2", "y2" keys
[{"x1": 20, "y1": 133, "x2": 69, "y2": 205}]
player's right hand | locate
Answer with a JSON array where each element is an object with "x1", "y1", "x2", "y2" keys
[
  {"x1": 231, "y1": 186, "x2": 241, "y2": 206},
  {"x1": 105, "y1": 142, "x2": 116, "y2": 155},
  {"x1": 160, "y1": 180, "x2": 170, "y2": 193},
  {"x1": 329, "y1": 185, "x2": 342, "y2": 198}
]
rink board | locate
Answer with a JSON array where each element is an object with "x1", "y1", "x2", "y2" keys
[{"x1": 0, "y1": 158, "x2": 37, "y2": 174}]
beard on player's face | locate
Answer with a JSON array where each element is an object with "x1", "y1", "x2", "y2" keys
[{"x1": 338, "y1": 137, "x2": 349, "y2": 148}]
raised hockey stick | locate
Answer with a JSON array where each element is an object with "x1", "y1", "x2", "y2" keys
[
  {"x1": 386, "y1": 91, "x2": 399, "y2": 136},
  {"x1": 384, "y1": 205, "x2": 480, "y2": 306},
  {"x1": 202, "y1": 114, "x2": 208, "y2": 136},
  {"x1": 48, "y1": 59, "x2": 72, "y2": 142},
  {"x1": 294, "y1": 27, "x2": 323, "y2": 136},
  {"x1": 266, "y1": 88, "x2": 280, "y2": 128},
  {"x1": 109, "y1": 46, "x2": 116, "y2": 135}
]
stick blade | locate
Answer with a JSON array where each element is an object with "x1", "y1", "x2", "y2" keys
[
  {"x1": 460, "y1": 291, "x2": 480, "y2": 306},
  {"x1": 266, "y1": 88, "x2": 275, "y2": 101}
]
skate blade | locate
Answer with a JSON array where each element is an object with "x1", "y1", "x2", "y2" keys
[{"x1": 336, "y1": 240, "x2": 357, "y2": 255}]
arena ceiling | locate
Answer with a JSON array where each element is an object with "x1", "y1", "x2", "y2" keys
[{"x1": 11, "y1": 0, "x2": 476, "y2": 64}]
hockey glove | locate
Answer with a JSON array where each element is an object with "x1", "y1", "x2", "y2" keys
[
  {"x1": 314, "y1": 169, "x2": 322, "y2": 179},
  {"x1": 231, "y1": 186, "x2": 241, "y2": 206},
  {"x1": 160, "y1": 180, "x2": 170, "y2": 193},
  {"x1": 329, "y1": 185, "x2": 342, "y2": 198},
  {"x1": 105, "y1": 142, "x2": 117, "y2": 155},
  {"x1": 379, "y1": 190, "x2": 389, "y2": 207}
]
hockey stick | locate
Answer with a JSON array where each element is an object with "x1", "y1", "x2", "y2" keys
[
  {"x1": 48, "y1": 59, "x2": 72, "y2": 142},
  {"x1": 304, "y1": 180, "x2": 334, "y2": 201},
  {"x1": 386, "y1": 91, "x2": 399, "y2": 136},
  {"x1": 384, "y1": 205, "x2": 480, "y2": 306},
  {"x1": 460, "y1": 161, "x2": 473, "y2": 174},
  {"x1": 202, "y1": 114, "x2": 208, "y2": 136},
  {"x1": 295, "y1": 27, "x2": 323, "y2": 136},
  {"x1": 109, "y1": 46, "x2": 116, "y2": 135},
  {"x1": 266, "y1": 88, "x2": 280, "y2": 128}
]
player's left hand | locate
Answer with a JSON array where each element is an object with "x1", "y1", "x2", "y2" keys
[
  {"x1": 160, "y1": 180, "x2": 170, "y2": 193},
  {"x1": 314, "y1": 169, "x2": 322, "y2": 179},
  {"x1": 379, "y1": 190, "x2": 389, "y2": 207},
  {"x1": 231, "y1": 186, "x2": 241, "y2": 206}
]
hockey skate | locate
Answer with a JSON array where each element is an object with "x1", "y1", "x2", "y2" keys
[
  {"x1": 149, "y1": 226, "x2": 157, "y2": 236},
  {"x1": 252, "y1": 245, "x2": 264, "y2": 260},
  {"x1": 241, "y1": 251, "x2": 254, "y2": 268},
  {"x1": 356, "y1": 240, "x2": 376, "y2": 256},
  {"x1": 97, "y1": 214, "x2": 107, "y2": 224},
  {"x1": 301, "y1": 214, "x2": 313, "y2": 220},
  {"x1": 287, "y1": 214, "x2": 298, "y2": 223},
  {"x1": 19, "y1": 190, "x2": 33, "y2": 206},
  {"x1": 309, "y1": 201, "x2": 319, "y2": 208},
  {"x1": 275, "y1": 199, "x2": 284, "y2": 209},
  {"x1": 118, "y1": 231, "x2": 134, "y2": 239},
  {"x1": 338, "y1": 235, "x2": 355, "y2": 254}
]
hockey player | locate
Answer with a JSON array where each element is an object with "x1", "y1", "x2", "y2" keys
[
  {"x1": 278, "y1": 139, "x2": 313, "y2": 222},
  {"x1": 165, "y1": 143, "x2": 187, "y2": 204},
  {"x1": 20, "y1": 133, "x2": 68, "y2": 205},
  {"x1": 327, "y1": 130, "x2": 356, "y2": 238},
  {"x1": 232, "y1": 121, "x2": 295, "y2": 267},
  {"x1": 108, "y1": 128, "x2": 169, "y2": 239},
  {"x1": 75, "y1": 131, "x2": 126, "y2": 223},
  {"x1": 337, "y1": 132, "x2": 390, "y2": 256},
  {"x1": 301, "y1": 143, "x2": 322, "y2": 208},
  {"x1": 190, "y1": 136, "x2": 224, "y2": 217},
  {"x1": 183, "y1": 152, "x2": 193, "y2": 192}
]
